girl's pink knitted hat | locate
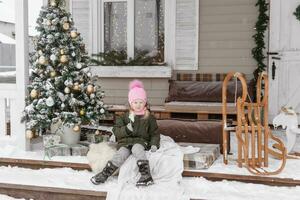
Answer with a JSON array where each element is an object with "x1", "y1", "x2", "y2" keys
[{"x1": 128, "y1": 80, "x2": 147, "y2": 104}]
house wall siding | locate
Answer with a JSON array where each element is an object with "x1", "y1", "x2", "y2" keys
[
  {"x1": 195, "y1": 0, "x2": 258, "y2": 75},
  {"x1": 70, "y1": 0, "x2": 90, "y2": 51},
  {"x1": 95, "y1": 78, "x2": 169, "y2": 106}
]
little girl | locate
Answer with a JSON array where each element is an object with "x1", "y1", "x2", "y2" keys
[{"x1": 91, "y1": 80, "x2": 160, "y2": 186}]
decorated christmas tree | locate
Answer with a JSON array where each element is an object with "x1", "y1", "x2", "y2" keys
[{"x1": 23, "y1": 0, "x2": 106, "y2": 138}]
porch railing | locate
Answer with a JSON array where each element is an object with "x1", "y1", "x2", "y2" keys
[{"x1": 0, "y1": 82, "x2": 17, "y2": 137}]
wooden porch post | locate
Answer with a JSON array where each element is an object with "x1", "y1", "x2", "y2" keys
[{"x1": 15, "y1": 0, "x2": 30, "y2": 150}]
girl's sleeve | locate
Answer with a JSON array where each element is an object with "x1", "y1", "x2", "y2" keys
[
  {"x1": 149, "y1": 116, "x2": 160, "y2": 148},
  {"x1": 112, "y1": 115, "x2": 132, "y2": 140}
]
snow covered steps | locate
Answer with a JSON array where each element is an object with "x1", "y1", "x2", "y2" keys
[
  {"x1": 0, "y1": 158, "x2": 300, "y2": 187},
  {"x1": 0, "y1": 182, "x2": 106, "y2": 200}
]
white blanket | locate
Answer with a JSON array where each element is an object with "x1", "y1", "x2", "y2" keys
[{"x1": 106, "y1": 135, "x2": 189, "y2": 200}]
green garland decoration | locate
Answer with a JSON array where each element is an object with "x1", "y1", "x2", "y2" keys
[
  {"x1": 251, "y1": 0, "x2": 269, "y2": 80},
  {"x1": 294, "y1": 5, "x2": 300, "y2": 21},
  {"x1": 90, "y1": 50, "x2": 165, "y2": 66}
]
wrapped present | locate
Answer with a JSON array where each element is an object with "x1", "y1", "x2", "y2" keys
[
  {"x1": 70, "y1": 144, "x2": 89, "y2": 156},
  {"x1": 45, "y1": 144, "x2": 71, "y2": 158},
  {"x1": 179, "y1": 143, "x2": 220, "y2": 170},
  {"x1": 43, "y1": 135, "x2": 61, "y2": 147},
  {"x1": 86, "y1": 133, "x2": 104, "y2": 143}
]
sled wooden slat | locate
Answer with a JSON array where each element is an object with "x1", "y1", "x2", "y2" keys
[
  {"x1": 0, "y1": 182, "x2": 106, "y2": 200},
  {"x1": 0, "y1": 158, "x2": 299, "y2": 187}
]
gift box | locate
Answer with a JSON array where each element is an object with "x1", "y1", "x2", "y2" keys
[
  {"x1": 179, "y1": 143, "x2": 220, "y2": 170},
  {"x1": 43, "y1": 134, "x2": 61, "y2": 147},
  {"x1": 70, "y1": 144, "x2": 89, "y2": 156},
  {"x1": 45, "y1": 145, "x2": 71, "y2": 158}
]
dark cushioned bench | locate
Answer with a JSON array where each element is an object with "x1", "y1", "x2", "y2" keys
[{"x1": 157, "y1": 119, "x2": 229, "y2": 153}]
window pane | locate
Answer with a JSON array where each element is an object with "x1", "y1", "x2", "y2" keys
[
  {"x1": 104, "y1": 2, "x2": 127, "y2": 52},
  {"x1": 135, "y1": 0, "x2": 164, "y2": 62}
]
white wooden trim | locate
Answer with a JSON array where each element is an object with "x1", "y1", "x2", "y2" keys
[
  {"x1": 100, "y1": 0, "x2": 104, "y2": 53},
  {"x1": 88, "y1": 0, "x2": 93, "y2": 55},
  {"x1": 164, "y1": 0, "x2": 176, "y2": 68},
  {"x1": 103, "y1": 0, "x2": 127, "y2": 2},
  {"x1": 0, "y1": 99, "x2": 6, "y2": 136},
  {"x1": 194, "y1": 0, "x2": 199, "y2": 68},
  {"x1": 15, "y1": 0, "x2": 30, "y2": 150},
  {"x1": 69, "y1": 0, "x2": 73, "y2": 14},
  {"x1": 90, "y1": 66, "x2": 172, "y2": 78},
  {"x1": 127, "y1": 0, "x2": 134, "y2": 58}
]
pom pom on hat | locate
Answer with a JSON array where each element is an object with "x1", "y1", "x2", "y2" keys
[
  {"x1": 129, "y1": 79, "x2": 144, "y2": 90},
  {"x1": 128, "y1": 79, "x2": 147, "y2": 104}
]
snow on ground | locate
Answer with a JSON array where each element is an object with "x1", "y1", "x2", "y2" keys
[
  {"x1": 0, "y1": 194, "x2": 25, "y2": 200},
  {"x1": 0, "y1": 130, "x2": 299, "y2": 199},
  {"x1": 0, "y1": 165, "x2": 298, "y2": 200}
]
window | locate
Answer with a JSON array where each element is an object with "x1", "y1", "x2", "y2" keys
[{"x1": 101, "y1": 0, "x2": 165, "y2": 62}]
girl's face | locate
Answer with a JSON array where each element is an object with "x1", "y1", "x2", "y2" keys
[{"x1": 130, "y1": 99, "x2": 146, "y2": 112}]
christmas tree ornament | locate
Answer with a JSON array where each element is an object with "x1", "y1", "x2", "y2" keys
[
  {"x1": 95, "y1": 130, "x2": 100, "y2": 135},
  {"x1": 50, "y1": 71, "x2": 57, "y2": 78},
  {"x1": 60, "y1": 49, "x2": 65, "y2": 55},
  {"x1": 79, "y1": 109, "x2": 85, "y2": 116},
  {"x1": 49, "y1": 0, "x2": 57, "y2": 7},
  {"x1": 73, "y1": 125, "x2": 80, "y2": 132},
  {"x1": 46, "y1": 96, "x2": 55, "y2": 107},
  {"x1": 100, "y1": 108, "x2": 105, "y2": 114},
  {"x1": 50, "y1": 54, "x2": 57, "y2": 61},
  {"x1": 38, "y1": 56, "x2": 46, "y2": 65},
  {"x1": 64, "y1": 87, "x2": 70, "y2": 94},
  {"x1": 63, "y1": 22, "x2": 70, "y2": 30},
  {"x1": 70, "y1": 31, "x2": 78, "y2": 38},
  {"x1": 30, "y1": 89, "x2": 38, "y2": 99},
  {"x1": 87, "y1": 85, "x2": 94, "y2": 94},
  {"x1": 76, "y1": 63, "x2": 82, "y2": 69},
  {"x1": 73, "y1": 85, "x2": 80, "y2": 91},
  {"x1": 26, "y1": 130, "x2": 34, "y2": 139},
  {"x1": 60, "y1": 55, "x2": 68, "y2": 63}
]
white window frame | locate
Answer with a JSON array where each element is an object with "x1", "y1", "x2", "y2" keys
[
  {"x1": 86, "y1": 0, "x2": 176, "y2": 68},
  {"x1": 100, "y1": 0, "x2": 134, "y2": 58}
]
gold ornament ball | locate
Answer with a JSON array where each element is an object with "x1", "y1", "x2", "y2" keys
[
  {"x1": 63, "y1": 22, "x2": 70, "y2": 30},
  {"x1": 70, "y1": 31, "x2": 78, "y2": 38},
  {"x1": 30, "y1": 89, "x2": 38, "y2": 98},
  {"x1": 95, "y1": 130, "x2": 100, "y2": 135},
  {"x1": 73, "y1": 85, "x2": 80, "y2": 91},
  {"x1": 26, "y1": 130, "x2": 34, "y2": 139},
  {"x1": 64, "y1": 87, "x2": 70, "y2": 94},
  {"x1": 73, "y1": 125, "x2": 80, "y2": 132},
  {"x1": 50, "y1": 71, "x2": 57, "y2": 78},
  {"x1": 87, "y1": 85, "x2": 94, "y2": 94},
  {"x1": 50, "y1": 0, "x2": 57, "y2": 6},
  {"x1": 38, "y1": 56, "x2": 46, "y2": 65},
  {"x1": 79, "y1": 109, "x2": 85, "y2": 116},
  {"x1": 60, "y1": 55, "x2": 68, "y2": 63}
]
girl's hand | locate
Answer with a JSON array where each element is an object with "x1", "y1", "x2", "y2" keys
[
  {"x1": 150, "y1": 145, "x2": 158, "y2": 152},
  {"x1": 129, "y1": 111, "x2": 135, "y2": 122}
]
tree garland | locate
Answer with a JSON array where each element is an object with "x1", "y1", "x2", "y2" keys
[
  {"x1": 294, "y1": 5, "x2": 300, "y2": 21},
  {"x1": 251, "y1": 0, "x2": 269, "y2": 80}
]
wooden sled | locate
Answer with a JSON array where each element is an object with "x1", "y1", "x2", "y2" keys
[{"x1": 222, "y1": 72, "x2": 287, "y2": 175}]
